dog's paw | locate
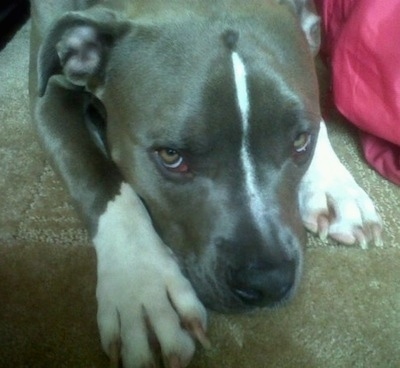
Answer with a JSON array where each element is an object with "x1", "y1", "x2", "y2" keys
[
  {"x1": 299, "y1": 122, "x2": 382, "y2": 248},
  {"x1": 96, "y1": 253, "x2": 208, "y2": 368},
  {"x1": 299, "y1": 174, "x2": 382, "y2": 248},
  {"x1": 94, "y1": 183, "x2": 208, "y2": 367}
]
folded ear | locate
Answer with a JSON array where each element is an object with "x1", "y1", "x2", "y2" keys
[
  {"x1": 38, "y1": 8, "x2": 129, "y2": 96},
  {"x1": 284, "y1": 0, "x2": 321, "y2": 55}
]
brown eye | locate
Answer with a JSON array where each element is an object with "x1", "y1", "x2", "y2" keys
[
  {"x1": 158, "y1": 148, "x2": 182, "y2": 168},
  {"x1": 156, "y1": 148, "x2": 189, "y2": 173},
  {"x1": 293, "y1": 132, "x2": 311, "y2": 153}
]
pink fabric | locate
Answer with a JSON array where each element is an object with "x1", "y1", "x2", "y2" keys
[
  {"x1": 361, "y1": 132, "x2": 400, "y2": 185},
  {"x1": 314, "y1": 0, "x2": 400, "y2": 185}
]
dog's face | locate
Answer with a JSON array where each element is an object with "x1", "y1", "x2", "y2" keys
[
  {"x1": 105, "y1": 18, "x2": 321, "y2": 311},
  {"x1": 38, "y1": 1, "x2": 321, "y2": 311}
]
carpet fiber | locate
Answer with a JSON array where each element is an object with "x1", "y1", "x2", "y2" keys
[{"x1": 1, "y1": 23, "x2": 399, "y2": 368}]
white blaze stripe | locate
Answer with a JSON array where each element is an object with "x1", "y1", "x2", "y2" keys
[
  {"x1": 232, "y1": 53, "x2": 250, "y2": 125},
  {"x1": 231, "y1": 52, "x2": 265, "y2": 225}
]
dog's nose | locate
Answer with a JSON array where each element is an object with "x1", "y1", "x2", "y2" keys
[{"x1": 229, "y1": 260, "x2": 295, "y2": 306}]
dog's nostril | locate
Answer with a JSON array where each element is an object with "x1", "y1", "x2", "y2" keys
[{"x1": 229, "y1": 260, "x2": 296, "y2": 306}]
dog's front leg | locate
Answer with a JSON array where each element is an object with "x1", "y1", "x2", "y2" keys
[
  {"x1": 32, "y1": 82, "x2": 207, "y2": 368},
  {"x1": 95, "y1": 183, "x2": 208, "y2": 368},
  {"x1": 299, "y1": 121, "x2": 382, "y2": 248}
]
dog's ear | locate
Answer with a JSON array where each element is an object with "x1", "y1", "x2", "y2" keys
[
  {"x1": 283, "y1": 0, "x2": 321, "y2": 55},
  {"x1": 38, "y1": 8, "x2": 129, "y2": 96}
]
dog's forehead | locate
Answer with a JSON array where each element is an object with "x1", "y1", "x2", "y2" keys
[{"x1": 107, "y1": 7, "x2": 319, "y2": 148}]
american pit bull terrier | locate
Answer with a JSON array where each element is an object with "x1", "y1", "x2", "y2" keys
[{"x1": 29, "y1": 0, "x2": 382, "y2": 367}]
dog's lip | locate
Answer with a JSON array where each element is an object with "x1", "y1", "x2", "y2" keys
[
  {"x1": 197, "y1": 282, "x2": 296, "y2": 313},
  {"x1": 181, "y1": 255, "x2": 301, "y2": 312},
  {"x1": 232, "y1": 281, "x2": 293, "y2": 306},
  {"x1": 233, "y1": 287, "x2": 264, "y2": 303}
]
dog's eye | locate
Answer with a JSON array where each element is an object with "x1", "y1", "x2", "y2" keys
[
  {"x1": 293, "y1": 132, "x2": 312, "y2": 153},
  {"x1": 158, "y1": 148, "x2": 182, "y2": 168},
  {"x1": 156, "y1": 148, "x2": 189, "y2": 173}
]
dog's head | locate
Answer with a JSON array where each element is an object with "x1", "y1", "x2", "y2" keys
[{"x1": 37, "y1": 0, "x2": 321, "y2": 311}]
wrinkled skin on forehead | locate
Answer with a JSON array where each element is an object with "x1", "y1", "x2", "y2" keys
[{"x1": 100, "y1": 7, "x2": 320, "y2": 310}]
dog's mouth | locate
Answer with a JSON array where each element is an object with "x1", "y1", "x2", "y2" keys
[
  {"x1": 190, "y1": 273, "x2": 299, "y2": 313},
  {"x1": 225, "y1": 260, "x2": 297, "y2": 308},
  {"x1": 180, "y1": 250, "x2": 302, "y2": 313}
]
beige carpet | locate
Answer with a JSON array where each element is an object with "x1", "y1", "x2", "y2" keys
[{"x1": 1, "y1": 23, "x2": 400, "y2": 368}]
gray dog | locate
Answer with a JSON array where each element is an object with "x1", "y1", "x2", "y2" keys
[{"x1": 29, "y1": 0, "x2": 382, "y2": 367}]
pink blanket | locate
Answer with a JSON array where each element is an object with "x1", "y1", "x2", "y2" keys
[{"x1": 315, "y1": 0, "x2": 400, "y2": 185}]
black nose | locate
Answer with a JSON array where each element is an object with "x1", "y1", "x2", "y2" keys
[{"x1": 229, "y1": 260, "x2": 296, "y2": 306}]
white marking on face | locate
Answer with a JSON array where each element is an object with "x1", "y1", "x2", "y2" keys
[
  {"x1": 232, "y1": 53, "x2": 250, "y2": 124},
  {"x1": 231, "y1": 52, "x2": 266, "y2": 226}
]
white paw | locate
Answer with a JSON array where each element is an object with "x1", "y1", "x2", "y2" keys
[
  {"x1": 299, "y1": 122, "x2": 382, "y2": 248},
  {"x1": 94, "y1": 183, "x2": 208, "y2": 368},
  {"x1": 96, "y1": 256, "x2": 207, "y2": 368}
]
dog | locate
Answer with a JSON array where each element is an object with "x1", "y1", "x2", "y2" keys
[{"x1": 29, "y1": 0, "x2": 382, "y2": 367}]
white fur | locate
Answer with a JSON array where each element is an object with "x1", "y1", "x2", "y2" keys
[
  {"x1": 232, "y1": 52, "x2": 249, "y2": 122},
  {"x1": 299, "y1": 121, "x2": 382, "y2": 247},
  {"x1": 232, "y1": 51, "x2": 266, "y2": 226},
  {"x1": 94, "y1": 183, "x2": 207, "y2": 367}
]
